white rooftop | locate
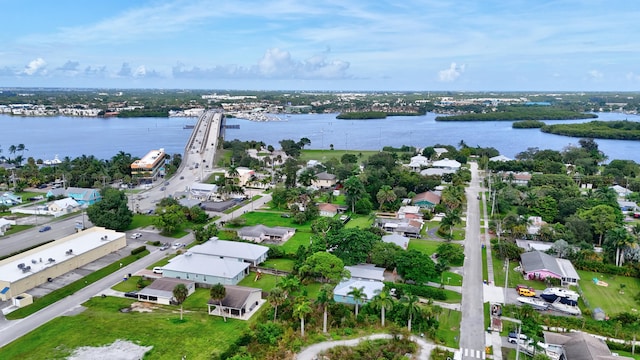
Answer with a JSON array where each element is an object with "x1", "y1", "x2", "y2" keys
[
  {"x1": 345, "y1": 264, "x2": 385, "y2": 281},
  {"x1": 191, "y1": 238, "x2": 269, "y2": 262},
  {"x1": 334, "y1": 279, "x2": 384, "y2": 301},
  {"x1": 132, "y1": 148, "x2": 165, "y2": 169},
  {"x1": 0, "y1": 227, "x2": 125, "y2": 283},
  {"x1": 381, "y1": 234, "x2": 409, "y2": 250},
  {"x1": 164, "y1": 253, "x2": 249, "y2": 279}
]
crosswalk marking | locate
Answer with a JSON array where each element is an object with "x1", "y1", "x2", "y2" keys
[{"x1": 460, "y1": 348, "x2": 484, "y2": 359}]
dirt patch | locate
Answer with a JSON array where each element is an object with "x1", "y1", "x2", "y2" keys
[
  {"x1": 131, "y1": 301, "x2": 156, "y2": 313},
  {"x1": 67, "y1": 339, "x2": 152, "y2": 360}
]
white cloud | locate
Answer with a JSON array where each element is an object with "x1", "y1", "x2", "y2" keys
[
  {"x1": 117, "y1": 63, "x2": 132, "y2": 77},
  {"x1": 626, "y1": 72, "x2": 640, "y2": 82},
  {"x1": 22, "y1": 58, "x2": 46, "y2": 75},
  {"x1": 588, "y1": 70, "x2": 603, "y2": 79},
  {"x1": 438, "y1": 62, "x2": 465, "y2": 82}
]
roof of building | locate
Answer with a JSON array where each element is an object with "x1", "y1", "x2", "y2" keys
[
  {"x1": 190, "y1": 183, "x2": 218, "y2": 192},
  {"x1": 318, "y1": 203, "x2": 339, "y2": 212},
  {"x1": 47, "y1": 188, "x2": 66, "y2": 197},
  {"x1": 138, "y1": 277, "x2": 195, "y2": 298},
  {"x1": 412, "y1": 191, "x2": 441, "y2": 205},
  {"x1": 345, "y1": 264, "x2": 385, "y2": 281},
  {"x1": 398, "y1": 206, "x2": 421, "y2": 214},
  {"x1": 237, "y1": 224, "x2": 295, "y2": 238},
  {"x1": 131, "y1": 149, "x2": 165, "y2": 169},
  {"x1": 543, "y1": 331, "x2": 632, "y2": 360},
  {"x1": 489, "y1": 155, "x2": 512, "y2": 162},
  {"x1": 163, "y1": 253, "x2": 249, "y2": 279},
  {"x1": 315, "y1": 171, "x2": 336, "y2": 181},
  {"x1": 51, "y1": 198, "x2": 79, "y2": 209},
  {"x1": 381, "y1": 234, "x2": 409, "y2": 250},
  {"x1": 201, "y1": 200, "x2": 236, "y2": 212},
  {"x1": 420, "y1": 168, "x2": 457, "y2": 176},
  {"x1": 432, "y1": 158, "x2": 461, "y2": 169},
  {"x1": 65, "y1": 187, "x2": 100, "y2": 201},
  {"x1": 0, "y1": 227, "x2": 125, "y2": 283},
  {"x1": 190, "y1": 239, "x2": 269, "y2": 261},
  {"x1": 334, "y1": 279, "x2": 384, "y2": 301},
  {"x1": 521, "y1": 250, "x2": 563, "y2": 276},
  {"x1": 208, "y1": 285, "x2": 261, "y2": 309}
]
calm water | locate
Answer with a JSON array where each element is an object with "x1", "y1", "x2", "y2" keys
[{"x1": 0, "y1": 112, "x2": 638, "y2": 163}]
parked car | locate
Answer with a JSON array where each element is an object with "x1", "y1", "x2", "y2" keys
[
  {"x1": 517, "y1": 287, "x2": 536, "y2": 297},
  {"x1": 124, "y1": 291, "x2": 139, "y2": 299},
  {"x1": 153, "y1": 267, "x2": 163, "y2": 274},
  {"x1": 280, "y1": 213, "x2": 291, "y2": 218},
  {"x1": 130, "y1": 233, "x2": 142, "y2": 239},
  {"x1": 516, "y1": 284, "x2": 534, "y2": 292},
  {"x1": 39, "y1": 226, "x2": 51, "y2": 232},
  {"x1": 172, "y1": 242, "x2": 183, "y2": 249},
  {"x1": 159, "y1": 244, "x2": 169, "y2": 251}
]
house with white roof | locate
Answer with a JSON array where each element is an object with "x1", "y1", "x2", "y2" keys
[
  {"x1": 407, "y1": 155, "x2": 430, "y2": 172},
  {"x1": 191, "y1": 238, "x2": 269, "y2": 266},
  {"x1": 397, "y1": 206, "x2": 421, "y2": 220},
  {"x1": 381, "y1": 234, "x2": 409, "y2": 250},
  {"x1": 135, "y1": 278, "x2": 196, "y2": 305},
  {"x1": 611, "y1": 185, "x2": 632, "y2": 198},
  {"x1": 189, "y1": 183, "x2": 219, "y2": 200},
  {"x1": 0, "y1": 218, "x2": 16, "y2": 236},
  {"x1": 334, "y1": 264, "x2": 386, "y2": 305},
  {"x1": 489, "y1": 155, "x2": 512, "y2": 162},
  {"x1": 47, "y1": 198, "x2": 80, "y2": 216},
  {"x1": 162, "y1": 253, "x2": 250, "y2": 286},
  {"x1": 431, "y1": 158, "x2": 461, "y2": 170},
  {"x1": 237, "y1": 224, "x2": 296, "y2": 243}
]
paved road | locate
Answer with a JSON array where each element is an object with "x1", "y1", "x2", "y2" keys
[
  {"x1": 0, "y1": 248, "x2": 167, "y2": 348},
  {"x1": 459, "y1": 162, "x2": 486, "y2": 359},
  {"x1": 0, "y1": 214, "x2": 91, "y2": 258}
]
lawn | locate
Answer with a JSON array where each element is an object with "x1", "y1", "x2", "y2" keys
[
  {"x1": 0, "y1": 296, "x2": 247, "y2": 360},
  {"x1": 491, "y1": 251, "x2": 547, "y2": 290},
  {"x1": 111, "y1": 276, "x2": 151, "y2": 292},
  {"x1": 1, "y1": 224, "x2": 33, "y2": 236},
  {"x1": 344, "y1": 215, "x2": 373, "y2": 229},
  {"x1": 280, "y1": 232, "x2": 313, "y2": 254},
  {"x1": 238, "y1": 271, "x2": 280, "y2": 292},
  {"x1": 260, "y1": 258, "x2": 295, "y2": 272},
  {"x1": 128, "y1": 214, "x2": 156, "y2": 230},
  {"x1": 577, "y1": 270, "x2": 640, "y2": 315},
  {"x1": 436, "y1": 308, "x2": 461, "y2": 348},
  {"x1": 236, "y1": 211, "x2": 313, "y2": 232},
  {"x1": 482, "y1": 247, "x2": 488, "y2": 283},
  {"x1": 299, "y1": 149, "x2": 379, "y2": 163},
  {"x1": 431, "y1": 271, "x2": 463, "y2": 286},
  {"x1": 408, "y1": 239, "x2": 442, "y2": 256}
]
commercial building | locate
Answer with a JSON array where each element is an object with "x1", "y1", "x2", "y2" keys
[
  {"x1": 131, "y1": 148, "x2": 166, "y2": 182},
  {"x1": 0, "y1": 227, "x2": 126, "y2": 301}
]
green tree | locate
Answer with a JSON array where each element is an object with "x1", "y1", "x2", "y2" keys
[
  {"x1": 400, "y1": 293, "x2": 422, "y2": 332},
  {"x1": 193, "y1": 223, "x2": 218, "y2": 243},
  {"x1": 86, "y1": 188, "x2": 132, "y2": 231},
  {"x1": 371, "y1": 289, "x2": 395, "y2": 327},
  {"x1": 604, "y1": 227, "x2": 634, "y2": 267},
  {"x1": 153, "y1": 204, "x2": 187, "y2": 235},
  {"x1": 531, "y1": 196, "x2": 559, "y2": 223},
  {"x1": 172, "y1": 283, "x2": 188, "y2": 320},
  {"x1": 396, "y1": 249, "x2": 436, "y2": 284},
  {"x1": 343, "y1": 176, "x2": 367, "y2": 213},
  {"x1": 436, "y1": 243, "x2": 464, "y2": 266},
  {"x1": 376, "y1": 185, "x2": 397, "y2": 210},
  {"x1": 279, "y1": 275, "x2": 302, "y2": 299},
  {"x1": 347, "y1": 286, "x2": 367, "y2": 317},
  {"x1": 293, "y1": 296, "x2": 312, "y2": 337},
  {"x1": 315, "y1": 284, "x2": 334, "y2": 333},
  {"x1": 283, "y1": 158, "x2": 299, "y2": 188},
  {"x1": 299, "y1": 252, "x2": 349, "y2": 283},
  {"x1": 298, "y1": 168, "x2": 318, "y2": 187},
  {"x1": 267, "y1": 287, "x2": 286, "y2": 321},
  {"x1": 370, "y1": 242, "x2": 403, "y2": 270},
  {"x1": 325, "y1": 227, "x2": 381, "y2": 265},
  {"x1": 579, "y1": 204, "x2": 619, "y2": 245},
  {"x1": 440, "y1": 208, "x2": 462, "y2": 238},
  {"x1": 210, "y1": 283, "x2": 227, "y2": 322}
]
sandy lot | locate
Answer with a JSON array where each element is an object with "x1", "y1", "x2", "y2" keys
[{"x1": 67, "y1": 340, "x2": 152, "y2": 360}]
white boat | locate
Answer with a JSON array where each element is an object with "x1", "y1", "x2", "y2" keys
[
  {"x1": 517, "y1": 296, "x2": 550, "y2": 310},
  {"x1": 550, "y1": 300, "x2": 581, "y2": 315},
  {"x1": 541, "y1": 287, "x2": 579, "y2": 302}
]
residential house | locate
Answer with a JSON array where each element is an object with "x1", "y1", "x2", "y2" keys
[
  {"x1": 420, "y1": 168, "x2": 456, "y2": 177},
  {"x1": 334, "y1": 265, "x2": 385, "y2": 305},
  {"x1": 0, "y1": 192, "x2": 22, "y2": 206},
  {"x1": 431, "y1": 158, "x2": 461, "y2": 170},
  {"x1": 407, "y1": 155, "x2": 429, "y2": 172},
  {"x1": 543, "y1": 331, "x2": 633, "y2": 360},
  {"x1": 135, "y1": 278, "x2": 195, "y2": 305},
  {"x1": 501, "y1": 172, "x2": 532, "y2": 185},
  {"x1": 515, "y1": 239, "x2": 553, "y2": 253},
  {"x1": 433, "y1": 148, "x2": 448, "y2": 158},
  {"x1": 45, "y1": 188, "x2": 66, "y2": 198},
  {"x1": 611, "y1": 184, "x2": 632, "y2": 198},
  {"x1": 520, "y1": 250, "x2": 580, "y2": 286},
  {"x1": 377, "y1": 218, "x2": 423, "y2": 238},
  {"x1": 397, "y1": 206, "x2": 422, "y2": 220},
  {"x1": 618, "y1": 200, "x2": 637, "y2": 212},
  {"x1": 237, "y1": 224, "x2": 296, "y2": 243},
  {"x1": 345, "y1": 264, "x2": 385, "y2": 281},
  {"x1": 190, "y1": 238, "x2": 269, "y2": 266},
  {"x1": 0, "y1": 218, "x2": 16, "y2": 236},
  {"x1": 47, "y1": 198, "x2": 80, "y2": 215},
  {"x1": 312, "y1": 172, "x2": 337, "y2": 189},
  {"x1": 47, "y1": 187, "x2": 101, "y2": 206},
  {"x1": 306, "y1": 160, "x2": 321, "y2": 168},
  {"x1": 527, "y1": 216, "x2": 547, "y2": 236},
  {"x1": 207, "y1": 285, "x2": 264, "y2": 320},
  {"x1": 412, "y1": 191, "x2": 441, "y2": 209},
  {"x1": 489, "y1": 155, "x2": 512, "y2": 162},
  {"x1": 381, "y1": 234, "x2": 409, "y2": 250},
  {"x1": 162, "y1": 253, "x2": 250, "y2": 285},
  {"x1": 318, "y1": 203, "x2": 339, "y2": 217}
]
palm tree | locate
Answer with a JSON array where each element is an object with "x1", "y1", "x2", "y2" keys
[
  {"x1": 279, "y1": 275, "x2": 301, "y2": 299},
  {"x1": 441, "y1": 208, "x2": 462, "y2": 239},
  {"x1": 227, "y1": 165, "x2": 240, "y2": 180},
  {"x1": 293, "y1": 297, "x2": 312, "y2": 337},
  {"x1": 210, "y1": 283, "x2": 227, "y2": 322},
  {"x1": 376, "y1": 185, "x2": 397, "y2": 210},
  {"x1": 343, "y1": 176, "x2": 366, "y2": 213},
  {"x1": 172, "y1": 284, "x2": 189, "y2": 320},
  {"x1": 267, "y1": 287, "x2": 286, "y2": 321},
  {"x1": 371, "y1": 289, "x2": 395, "y2": 327},
  {"x1": 605, "y1": 227, "x2": 634, "y2": 267},
  {"x1": 298, "y1": 169, "x2": 318, "y2": 187},
  {"x1": 315, "y1": 284, "x2": 334, "y2": 333},
  {"x1": 347, "y1": 286, "x2": 366, "y2": 317},
  {"x1": 16, "y1": 144, "x2": 27, "y2": 158},
  {"x1": 400, "y1": 293, "x2": 422, "y2": 332}
]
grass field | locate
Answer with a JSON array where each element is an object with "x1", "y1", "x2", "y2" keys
[
  {"x1": 1, "y1": 224, "x2": 33, "y2": 236},
  {"x1": 238, "y1": 271, "x2": 280, "y2": 291},
  {"x1": 0, "y1": 296, "x2": 247, "y2": 360},
  {"x1": 491, "y1": 251, "x2": 547, "y2": 290},
  {"x1": 261, "y1": 258, "x2": 295, "y2": 272},
  {"x1": 280, "y1": 232, "x2": 313, "y2": 254},
  {"x1": 482, "y1": 247, "x2": 488, "y2": 283},
  {"x1": 432, "y1": 271, "x2": 463, "y2": 286},
  {"x1": 128, "y1": 214, "x2": 156, "y2": 230},
  {"x1": 344, "y1": 215, "x2": 373, "y2": 229},
  {"x1": 436, "y1": 308, "x2": 461, "y2": 348},
  {"x1": 577, "y1": 270, "x2": 640, "y2": 315},
  {"x1": 407, "y1": 239, "x2": 441, "y2": 255},
  {"x1": 299, "y1": 149, "x2": 379, "y2": 163},
  {"x1": 236, "y1": 211, "x2": 313, "y2": 232}
]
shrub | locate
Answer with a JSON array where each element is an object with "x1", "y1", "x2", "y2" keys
[
  {"x1": 385, "y1": 282, "x2": 447, "y2": 301},
  {"x1": 130, "y1": 245, "x2": 147, "y2": 255}
]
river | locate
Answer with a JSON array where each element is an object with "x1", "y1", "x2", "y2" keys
[{"x1": 0, "y1": 112, "x2": 638, "y2": 163}]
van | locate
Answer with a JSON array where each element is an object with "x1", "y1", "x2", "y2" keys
[
  {"x1": 518, "y1": 287, "x2": 536, "y2": 297},
  {"x1": 508, "y1": 332, "x2": 529, "y2": 344},
  {"x1": 153, "y1": 267, "x2": 163, "y2": 274}
]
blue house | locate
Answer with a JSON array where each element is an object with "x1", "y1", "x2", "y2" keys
[
  {"x1": 0, "y1": 192, "x2": 22, "y2": 206},
  {"x1": 46, "y1": 187, "x2": 102, "y2": 206}
]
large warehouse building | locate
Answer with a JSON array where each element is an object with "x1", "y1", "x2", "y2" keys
[{"x1": 0, "y1": 227, "x2": 126, "y2": 301}]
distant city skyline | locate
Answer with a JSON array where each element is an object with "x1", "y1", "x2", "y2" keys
[{"x1": 2, "y1": 0, "x2": 639, "y2": 91}]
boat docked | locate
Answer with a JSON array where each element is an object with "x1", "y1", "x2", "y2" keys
[
  {"x1": 516, "y1": 296, "x2": 550, "y2": 310},
  {"x1": 540, "y1": 287, "x2": 579, "y2": 304},
  {"x1": 550, "y1": 300, "x2": 581, "y2": 316}
]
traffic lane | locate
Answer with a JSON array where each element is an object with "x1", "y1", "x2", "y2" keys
[{"x1": 0, "y1": 215, "x2": 89, "y2": 257}]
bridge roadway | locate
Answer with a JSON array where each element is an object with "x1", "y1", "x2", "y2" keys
[{"x1": 131, "y1": 110, "x2": 223, "y2": 213}]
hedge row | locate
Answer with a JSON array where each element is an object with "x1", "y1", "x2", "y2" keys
[{"x1": 384, "y1": 282, "x2": 447, "y2": 301}]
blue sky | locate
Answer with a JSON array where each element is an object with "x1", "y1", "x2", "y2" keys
[{"x1": 1, "y1": 0, "x2": 639, "y2": 91}]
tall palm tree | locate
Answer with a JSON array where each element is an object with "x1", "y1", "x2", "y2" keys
[
  {"x1": 172, "y1": 284, "x2": 189, "y2": 320},
  {"x1": 605, "y1": 227, "x2": 634, "y2": 267},
  {"x1": 347, "y1": 286, "x2": 366, "y2": 317},
  {"x1": 400, "y1": 293, "x2": 422, "y2": 332},
  {"x1": 267, "y1": 287, "x2": 286, "y2": 321},
  {"x1": 210, "y1": 283, "x2": 227, "y2": 322},
  {"x1": 298, "y1": 169, "x2": 318, "y2": 187},
  {"x1": 376, "y1": 185, "x2": 396, "y2": 210},
  {"x1": 441, "y1": 208, "x2": 462, "y2": 239},
  {"x1": 293, "y1": 297, "x2": 312, "y2": 337},
  {"x1": 279, "y1": 275, "x2": 301, "y2": 299},
  {"x1": 315, "y1": 284, "x2": 334, "y2": 333},
  {"x1": 371, "y1": 289, "x2": 395, "y2": 327}
]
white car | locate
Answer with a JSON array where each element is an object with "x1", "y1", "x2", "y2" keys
[
  {"x1": 130, "y1": 233, "x2": 142, "y2": 239},
  {"x1": 172, "y1": 242, "x2": 183, "y2": 249},
  {"x1": 153, "y1": 267, "x2": 163, "y2": 274}
]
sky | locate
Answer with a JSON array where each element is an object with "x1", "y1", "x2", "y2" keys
[{"x1": 1, "y1": 0, "x2": 639, "y2": 91}]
